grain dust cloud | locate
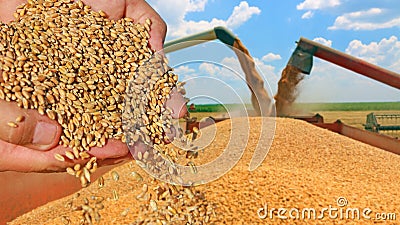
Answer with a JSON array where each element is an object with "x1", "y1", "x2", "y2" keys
[{"x1": 274, "y1": 65, "x2": 305, "y2": 116}]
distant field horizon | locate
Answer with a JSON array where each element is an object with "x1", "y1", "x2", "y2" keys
[{"x1": 187, "y1": 102, "x2": 400, "y2": 112}]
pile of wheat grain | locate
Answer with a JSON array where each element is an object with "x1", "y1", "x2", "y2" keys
[{"x1": 10, "y1": 117, "x2": 400, "y2": 224}]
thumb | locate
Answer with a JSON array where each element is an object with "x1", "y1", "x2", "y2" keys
[{"x1": 0, "y1": 100, "x2": 61, "y2": 151}]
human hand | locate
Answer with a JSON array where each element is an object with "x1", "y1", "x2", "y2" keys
[{"x1": 0, "y1": 0, "x2": 186, "y2": 172}]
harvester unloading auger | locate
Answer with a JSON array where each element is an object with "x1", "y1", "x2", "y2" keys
[{"x1": 288, "y1": 37, "x2": 400, "y2": 89}]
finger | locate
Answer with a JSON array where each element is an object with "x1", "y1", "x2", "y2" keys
[
  {"x1": 0, "y1": 140, "x2": 70, "y2": 172},
  {"x1": 0, "y1": 138, "x2": 130, "y2": 172},
  {"x1": 87, "y1": 139, "x2": 129, "y2": 160},
  {"x1": 125, "y1": 0, "x2": 167, "y2": 52},
  {"x1": 165, "y1": 88, "x2": 188, "y2": 119},
  {"x1": 163, "y1": 125, "x2": 176, "y2": 144},
  {"x1": 147, "y1": 19, "x2": 167, "y2": 52},
  {"x1": 128, "y1": 140, "x2": 150, "y2": 159},
  {"x1": 0, "y1": 100, "x2": 61, "y2": 151},
  {"x1": 0, "y1": 0, "x2": 26, "y2": 23}
]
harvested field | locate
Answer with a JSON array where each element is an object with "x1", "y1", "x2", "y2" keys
[
  {"x1": 316, "y1": 110, "x2": 400, "y2": 129},
  {"x1": 11, "y1": 117, "x2": 400, "y2": 224}
]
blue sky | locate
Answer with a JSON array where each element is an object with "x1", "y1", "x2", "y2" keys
[{"x1": 148, "y1": 0, "x2": 400, "y2": 103}]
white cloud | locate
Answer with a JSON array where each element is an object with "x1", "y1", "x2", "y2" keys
[
  {"x1": 297, "y1": 0, "x2": 340, "y2": 10},
  {"x1": 174, "y1": 65, "x2": 196, "y2": 74},
  {"x1": 148, "y1": 0, "x2": 260, "y2": 38},
  {"x1": 198, "y1": 58, "x2": 241, "y2": 81},
  {"x1": 328, "y1": 8, "x2": 400, "y2": 30},
  {"x1": 173, "y1": 65, "x2": 197, "y2": 81},
  {"x1": 301, "y1": 11, "x2": 314, "y2": 19},
  {"x1": 226, "y1": 1, "x2": 261, "y2": 29},
  {"x1": 296, "y1": 0, "x2": 339, "y2": 20},
  {"x1": 199, "y1": 62, "x2": 221, "y2": 76},
  {"x1": 187, "y1": 0, "x2": 208, "y2": 12},
  {"x1": 348, "y1": 7, "x2": 383, "y2": 17},
  {"x1": 261, "y1": 53, "x2": 282, "y2": 62},
  {"x1": 345, "y1": 36, "x2": 400, "y2": 72},
  {"x1": 313, "y1": 37, "x2": 332, "y2": 47},
  {"x1": 172, "y1": 19, "x2": 226, "y2": 38}
]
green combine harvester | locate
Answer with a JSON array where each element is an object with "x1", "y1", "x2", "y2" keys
[{"x1": 364, "y1": 113, "x2": 400, "y2": 138}]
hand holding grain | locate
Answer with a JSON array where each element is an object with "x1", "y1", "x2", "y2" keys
[{"x1": 0, "y1": 0, "x2": 185, "y2": 172}]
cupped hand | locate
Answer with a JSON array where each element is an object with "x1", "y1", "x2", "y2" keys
[
  {"x1": 0, "y1": 88, "x2": 187, "y2": 172},
  {"x1": 0, "y1": 0, "x2": 187, "y2": 172}
]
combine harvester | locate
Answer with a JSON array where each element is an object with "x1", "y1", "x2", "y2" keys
[
  {"x1": 364, "y1": 113, "x2": 400, "y2": 138},
  {"x1": 164, "y1": 27, "x2": 400, "y2": 155}
]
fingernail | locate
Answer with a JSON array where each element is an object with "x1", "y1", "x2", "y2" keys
[{"x1": 32, "y1": 122, "x2": 58, "y2": 146}]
